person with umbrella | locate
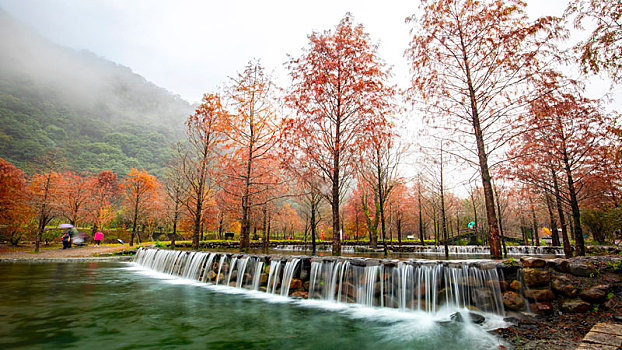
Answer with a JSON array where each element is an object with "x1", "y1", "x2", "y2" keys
[{"x1": 59, "y1": 224, "x2": 73, "y2": 249}]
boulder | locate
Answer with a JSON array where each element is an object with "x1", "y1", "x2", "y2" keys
[
  {"x1": 568, "y1": 263, "x2": 595, "y2": 277},
  {"x1": 510, "y1": 280, "x2": 522, "y2": 291},
  {"x1": 580, "y1": 285, "x2": 610, "y2": 302},
  {"x1": 547, "y1": 259, "x2": 570, "y2": 273},
  {"x1": 521, "y1": 257, "x2": 547, "y2": 268},
  {"x1": 523, "y1": 268, "x2": 551, "y2": 287},
  {"x1": 523, "y1": 288, "x2": 556, "y2": 301},
  {"x1": 303, "y1": 281, "x2": 311, "y2": 291},
  {"x1": 503, "y1": 291, "x2": 526, "y2": 311},
  {"x1": 259, "y1": 273, "x2": 268, "y2": 285},
  {"x1": 530, "y1": 302, "x2": 554, "y2": 316},
  {"x1": 206, "y1": 270, "x2": 217, "y2": 280},
  {"x1": 487, "y1": 280, "x2": 509, "y2": 291},
  {"x1": 559, "y1": 299, "x2": 591, "y2": 313},
  {"x1": 551, "y1": 276, "x2": 578, "y2": 297},
  {"x1": 290, "y1": 290, "x2": 309, "y2": 299},
  {"x1": 450, "y1": 312, "x2": 486, "y2": 324},
  {"x1": 289, "y1": 278, "x2": 303, "y2": 290}
]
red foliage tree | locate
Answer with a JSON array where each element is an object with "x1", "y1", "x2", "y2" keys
[
  {"x1": 285, "y1": 14, "x2": 395, "y2": 255},
  {"x1": 121, "y1": 168, "x2": 161, "y2": 246},
  {"x1": 59, "y1": 171, "x2": 92, "y2": 227},
  {"x1": 220, "y1": 60, "x2": 281, "y2": 251},
  {"x1": 406, "y1": 0, "x2": 563, "y2": 258},
  {"x1": 0, "y1": 158, "x2": 32, "y2": 246},
  {"x1": 507, "y1": 89, "x2": 612, "y2": 256},
  {"x1": 86, "y1": 170, "x2": 119, "y2": 235}
]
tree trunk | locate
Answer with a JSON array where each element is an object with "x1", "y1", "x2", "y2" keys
[
  {"x1": 470, "y1": 191, "x2": 479, "y2": 245},
  {"x1": 130, "y1": 189, "x2": 140, "y2": 247},
  {"x1": 262, "y1": 204, "x2": 269, "y2": 252},
  {"x1": 552, "y1": 168, "x2": 572, "y2": 257},
  {"x1": 440, "y1": 144, "x2": 449, "y2": 259},
  {"x1": 493, "y1": 185, "x2": 507, "y2": 257},
  {"x1": 563, "y1": 154, "x2": 585, "y2": 256},
  {"x1": 530, "y1": 197, "x2": 539, "y2": 247},
  {"x1": 35, "y1": 172, "x2": 53, "y2": 253},
  {"x1": 397, "y1": 217, "x2": 402, "y2": 248},
  {"x1": 459, "y1": 33, "x2": 501, "y2": 258},
  {"x1": 377, "y1": 148, "x2": 388, "y2": 257},
  {"x1": 545, "y1": 192, "x2": 560, "y2": 246},
  {"x1": 418, "y1": 183, "x2": 425, "y2": 246}
]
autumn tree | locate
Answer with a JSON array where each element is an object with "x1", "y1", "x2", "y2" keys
[
  {"x1": 29, "y1": 170, "x2": 62, "y2": 252},
  {"x1": 163, "y1": 157, "x2": 186, "y2": 248},
  {"x1": 179, "y1": 93, "x2": 223, "y2": 250},
  {"x1": 286, "y1": 14, "x2": 395, "y2": 255},
  {"x1": 59, "y1": 171, "x2": 92, "y2": 226},
  {"x1": 121, "y1": 168, "x2": 160, "y2": 246},
  {"x1": 87, "y1": 170, "x2": 119, "y2": 235},
  {"x1": 406, "y1": 0, "x2": 563, "y2": 258},
  {"x1": 220, "y1": 61, "x2": 282, "y2": 251},
  {"x1": 0, "y1": 158, "x2": 32, "y2": 246},
  {"x1": 565, "y1": 0, "x2": 622, "y2": 83},
  {"x1": 510, "y1": 90, "x2": 611, "y2": 256}
]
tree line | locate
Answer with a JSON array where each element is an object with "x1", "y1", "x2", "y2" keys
[{"x1": 1, "y1": 0, "x2": 620, "y2": 258}]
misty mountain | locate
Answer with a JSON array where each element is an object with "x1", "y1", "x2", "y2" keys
[{"x1": 0, "y1": 9, "x2": 193, "y2": 177}]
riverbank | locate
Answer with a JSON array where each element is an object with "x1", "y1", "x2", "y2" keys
[{"x1": 0, "y1": 243, "x2": 135, "y2": 261}]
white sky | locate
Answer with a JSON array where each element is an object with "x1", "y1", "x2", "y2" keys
[{"x1": 3, "y1": 0, "x2": 612, "y2": 105}]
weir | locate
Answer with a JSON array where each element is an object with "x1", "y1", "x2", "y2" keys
[
  {"x1": 274, "y1": 244, "x2": 564, "y2": 256},
  {"x1": 133, "y1": 247, "x2": 506, "y2": 315}
]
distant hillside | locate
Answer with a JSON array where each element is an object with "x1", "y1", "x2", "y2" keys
[{"x1": 0, "y1": 10, "x2": 192, "y2": 177}]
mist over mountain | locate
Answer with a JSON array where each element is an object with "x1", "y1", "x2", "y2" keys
[{"x1": 0, "y1": 9, "x2": 192, "y2": 177}]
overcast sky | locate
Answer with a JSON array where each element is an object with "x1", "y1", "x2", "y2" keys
[{"x1": 0, "y1": 0, "x2": 593, "y2": 105}]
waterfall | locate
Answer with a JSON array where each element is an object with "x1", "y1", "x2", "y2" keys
[
  {"x1": 226, "y1": 256, "x2": 238, "y2": 286},
  {"x1": 236, "y1": 257, "x2": 250, "y2": 288},
  {"x1": 266, "y1": 258, "x2": 282, "y2": 294},
  {"x1": 251, "y1": 259, "x2": 264, "y2": 290},
  {"x1": 280, "y1": 259, "x2": 301, "y2": 296},
  {"x1": 215, "y1": 255, "x2": 226, "y2": 285},
  {"x1": 133, "y1": 248, "x2": 508, "y2": 316}
]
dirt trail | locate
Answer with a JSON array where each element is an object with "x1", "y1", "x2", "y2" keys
[{"x1": 0, "y1": 244, "x2": 135, "y2": 260}]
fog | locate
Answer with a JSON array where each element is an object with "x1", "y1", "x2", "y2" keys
[{"x1": 0, "y1": 9, "x2": 191, "y2": 133}]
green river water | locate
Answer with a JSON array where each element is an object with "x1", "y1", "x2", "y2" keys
[{"x1": 0, "y1": 261, "x2": 505, "y2": 349}]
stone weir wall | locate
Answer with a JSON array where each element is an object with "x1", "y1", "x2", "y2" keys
[
  {"x1": 133, "y1": 248, "x2": 621, "y2": 317},
  {"x1": 502, "y1": 256, "x2": 621, "y2": 316}
]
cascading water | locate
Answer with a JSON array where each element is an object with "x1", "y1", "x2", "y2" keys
[
  {"x1": 273, "y1": 244, "x2": 564, "y2": 256},
  {"x1": 280, "y1": 258, "x2": 301, "y2": 296},
  {"x1": 133, "y1": 248, "x2": 507, "y2": 316}
]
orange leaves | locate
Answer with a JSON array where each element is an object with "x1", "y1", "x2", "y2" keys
[
  {"x1": 0, "y1": 158, "x2": 31, "y2": 230},
  {"x1": 121, "y1": 168, "x2": 162, "y2": 223}
]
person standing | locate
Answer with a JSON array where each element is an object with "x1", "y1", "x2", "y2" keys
[
  {"x1": 61, "y1": 230, "x2": 71, "y2": 249},
  {"x1": 93, "y1": 231, "x2": 104, "y2": 246}
]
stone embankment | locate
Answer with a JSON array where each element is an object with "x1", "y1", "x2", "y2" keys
[{"x1": 501, "y1": 256, "x2": 621, "y2": 316}]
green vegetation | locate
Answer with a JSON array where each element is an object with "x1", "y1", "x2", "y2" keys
[
  {"x1": 0, "y1": 11, "x2": 191, "y2": 177},
  {"x1": 505, "y1": 257, "x2": 518, "y2": 267},
  {"x1": 608, "y1": 260, "x2": 622, "y2": 272}
]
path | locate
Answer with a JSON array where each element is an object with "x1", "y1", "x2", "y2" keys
[
  {"x1": 0, "y1": 244, "x2": 134, "y2": 260},
  {"x1": 577, "y1": 323, "x2": 622, "y2": 349}
]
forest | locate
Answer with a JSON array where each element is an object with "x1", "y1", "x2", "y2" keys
[
  {"x1": 0, "y1": 0, "x2": 620, "y2": 259},
  {"x1": 0, "y1": 9, "x2": 192, "y2": 177}
]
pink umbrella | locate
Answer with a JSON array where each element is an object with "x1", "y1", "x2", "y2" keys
[{"x1": 94, "y1": 232, "x2": 104, "y2": 241}]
